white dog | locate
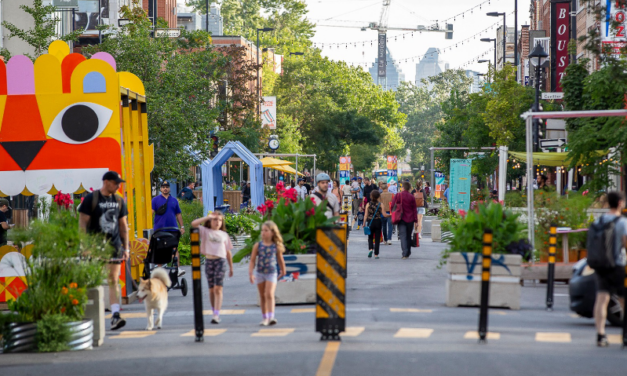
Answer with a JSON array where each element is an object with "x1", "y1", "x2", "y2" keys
[{"x1": 137, "y1": 268, "x2": 171, "y2": 330}]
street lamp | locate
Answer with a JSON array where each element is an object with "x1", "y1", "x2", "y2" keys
[
  {"x1": 257, "y1": 27, "x2": 274, "y2": 117},
  {"x1": 487, "y1": 12, "x2": 506, "y2": 67},
  {"x1": 480, "y1": 38, "x2": 497, "y2": 68},
  {"x1": 528, "y1": 42, "x2": 548, "y2": 152}
]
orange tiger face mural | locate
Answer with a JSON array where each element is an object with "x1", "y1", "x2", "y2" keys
[{"x1": 0, "y1": 41, "x2": 124, "y2": 196}]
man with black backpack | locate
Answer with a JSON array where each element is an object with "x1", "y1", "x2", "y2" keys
[
  {"x1": 79, "y1": 171, "x2": 129, "y2": 330},
  {"x1": 587, "y1": 191, "x2": 627, "y2": 347},
  {"x1": 311, "y1": 173, "x2": 340, "y2": 219}
]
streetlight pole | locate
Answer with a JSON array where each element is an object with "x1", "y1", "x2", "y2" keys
[
  {"x1": 487, "y1": 12, "x2": 506, "y2": 68},
  {"x1": 206, "y1": 0, "x2": 209, "y2": 33},
  {"x1": 529, "y1": 43, "x2": 548, "y2": 154},
  {"x1": 478, "y1": 59, "x2": 491, "y2": 81},
  {"x1": 480, "y1": 38, "x2": 497, "y2": 68},
  {"x1": 514, "y1": 0, "x2": 518, "y2": 69},
  {"x1": 256, "y1": 27, "x2": 274, "y2": 117}
]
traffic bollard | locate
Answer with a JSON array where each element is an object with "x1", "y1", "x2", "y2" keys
[
  {"x1": 190, "y1": 228, "x2": 204, "y2": 342},
  {"x1": 478, "y1": 228, "x2": 493, "y2": 343},
  {"x1": 316, "y1": 226, "x2": 347, "y2": 341},
  {"x1": 623, "y1": 264, "x2": 627, "y2": 348},
  {"x1": 546, "y1": 224, "x2": 557, "y2": 311}
]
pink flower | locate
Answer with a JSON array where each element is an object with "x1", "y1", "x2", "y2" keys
[
  {"x1": 265, "y1": 199, "x2": 275, "y2": 209},
  {"x1": 276, "y1": 182, "x2": 285, "y2": 193},
  {"x1": 306, "y1": 208, "x2": 315, "y2": 217},
  {"x1": 310, "y1": 196, "x2": 317, "y2": 204},
  {"x1": 582, "y1": 190, "x2": 589, "y2": 196},
  {"x1": 458, "y1": 209, "x2": 467, "y2": 217},
  {"x1": 257, "y1": 205, "x2": 267, "y2": 214}
]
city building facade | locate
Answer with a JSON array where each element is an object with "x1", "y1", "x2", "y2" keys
[
  {"x1": 414, "y1": 47, "x2": 442, "y2": 88},
  {"x1": 177, "y1": 4, "x2": 223, "y2": 35},
  {"x1": 368, "y1": 47, "x2": 405, "y2": 91}
]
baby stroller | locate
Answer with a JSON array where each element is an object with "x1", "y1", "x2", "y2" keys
[{"x1": 143, "y1": 227, "x2": 188, "y2": 296}]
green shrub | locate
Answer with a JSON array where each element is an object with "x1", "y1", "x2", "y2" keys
[
  {"x1": 36, "y1": 314, "x2": 71, "y2": 352},
  {"x1": 178, "y1": 200, "x2": 204, "y2": 246}
]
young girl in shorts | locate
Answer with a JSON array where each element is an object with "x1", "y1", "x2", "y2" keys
[
  {"x1": 249, "y1": 221, "x2": 286, "y2": 326},
  {"x1": 191, "y1": 212, "x2": 234, "y2": 324}
]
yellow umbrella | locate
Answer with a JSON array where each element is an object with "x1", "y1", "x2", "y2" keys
[
  {"x1": 270, "y1": 164, "x2": 304, "y2": 176},
  {"x1": 260, "y1": 156, "x2": 295, "y2": 167}
]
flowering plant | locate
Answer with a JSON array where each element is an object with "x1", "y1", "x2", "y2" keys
[
  {"x1": 233, "y1": 182, "x2": 336, "y2": 261},
  {"x1": 53, "y1": 191, "x2": 74, "y2": 210}
]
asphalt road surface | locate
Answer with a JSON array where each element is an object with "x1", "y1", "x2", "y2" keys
[{"x1": 2, "y1": 231, "x2": 626, "y2": 376}]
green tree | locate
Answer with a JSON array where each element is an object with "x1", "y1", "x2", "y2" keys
[{"x1": 1, "y1": 0, "x2": 83, "y2": 59}]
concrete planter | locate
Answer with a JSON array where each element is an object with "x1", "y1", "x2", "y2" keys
[
  {"x1": 421, "y1": 216, "x2": 438, "y2": 236},
  {"x1": 446, "y1": 252, "x2": 522, "y2": 310},
  {"x1": 84, "y1": 287, "x2": 105, "y2": 347},
  {"x1": 431, "y1": 220, "x2": 442, "y2": 242},
  {"x1": 274, "y1": 254, "x2": 316, "y2": 305}
]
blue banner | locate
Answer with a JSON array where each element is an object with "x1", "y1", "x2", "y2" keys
[{"x1": 449, "y1": 159, "x2": 472, "y2": 212}]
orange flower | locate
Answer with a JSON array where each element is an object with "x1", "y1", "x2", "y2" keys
[
  {"x1": 61, "y1": 287, "x2": 68, "y2": 295},
  {"x1": 69, "y1": 294, "x2": 73, "y2": 299},
  {"x1": 60, "y1": 307, "x2": 66, "y2": 313},
  {"x1": 72, "y1": 299, "x2": 79, "y2": 305},
  {"x1": 69, "y1": 282, "x2": 78, "y2": 289}
]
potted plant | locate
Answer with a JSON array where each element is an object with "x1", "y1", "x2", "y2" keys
[
  {"x1": 233, "y1": 182, "x2": 335, "y2": 304},
  {"x1": 1, "y1": 194, "x2": 110, "y2": 352},
  {"x1": 443, "y1": 201, "x2": 528, "y2": 310}
]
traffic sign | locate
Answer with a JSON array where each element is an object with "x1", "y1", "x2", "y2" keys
[
  {"x1": 155, "y1": 28, "x2": 182, "y2": 38},
  {"x1": 540, "y1": 138, "x2": 566, "y2": 149},
  {"x1": 541, "y1": 92, "x2": 564, "y2": 100}
]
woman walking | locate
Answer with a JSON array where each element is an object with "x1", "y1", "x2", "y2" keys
[
  {"x1": 249, "y1": 221, "x2": 286, "y2": 326},
  {"x1": 391, "y1": 181, "x2": 417, "y2": 259},
  {"x1": 191, "y1": 212, "x2": 234, "y2": 324},
  {"x1": 364, "y1": 190, "x2": 387, "y2": 259},
  {"x1": 332, "y1": 180, "x2": 342, "y2": 203},
  {"x1": 413, "y1": 182, "x2": 428, "y2": 239}
]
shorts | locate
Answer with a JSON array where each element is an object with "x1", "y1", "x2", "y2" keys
[
  {"x1": 205, "y1": 258, "x2": 226, "y2": 289},
  {"x1": 595, "y1": 266, "x2": 625, "y2": 295},
  {"x1": 255, "y1": 271, "x2": 278, "y2": 285},
  {"x1": 417, "y1": 207, "x2": 426, "y2": 215},
  {"x1": 108, "y1": 247, "x2": 125, "y2": 264}
]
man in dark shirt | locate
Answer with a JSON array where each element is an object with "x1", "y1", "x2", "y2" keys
[
  {"x1": 79, "y1": 171, "x2": 129, "y2": 331},
  {"x1": 179, "y1": 182, "x2": 196, "y2": 202},
  {"x1": 0, "y1": 199, "x2": 13, "y2": 246},
  {"x1": 241, "y1": 181, "x2": 251, "y2": 205},
  {"x1": 363, "y1": 177, "x2": 375, "y2": 204}
]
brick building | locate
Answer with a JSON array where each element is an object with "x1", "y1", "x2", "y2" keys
[{"x1": 142, "y1": 0, "x2": 177, "y2": 29}]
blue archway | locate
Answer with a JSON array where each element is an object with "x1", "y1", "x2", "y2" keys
[{"x1": 202, "y1": 141, "x2": 264, "y2": 213}]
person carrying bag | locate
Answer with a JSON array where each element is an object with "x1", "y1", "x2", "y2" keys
[{"x1": 363, "y1": 191, "x2": 387, "y2": 259}]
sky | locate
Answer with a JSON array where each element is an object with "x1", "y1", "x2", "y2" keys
[{"x1": 178, "y1": 0, "x2": 528, "y2": 83}]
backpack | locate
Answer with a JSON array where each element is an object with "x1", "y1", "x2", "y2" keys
[
  {"x1": 586, "y1": 216, "x2": 621, "y2": 270},
  {"x1": 414, "y1": 190, "x2": 425, "y2": 208}
]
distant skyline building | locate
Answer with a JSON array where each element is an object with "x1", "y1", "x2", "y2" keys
[
  {"x1": 369, "y1": 48, "x2": 406, "y2": 91},
  {"x1": 464, "y1": 70, "x2": 483, "y2": 93},
  {"x1": 177, "y1": 3, "x2": 223, "y2": 35},
  {"x1": 415, "y1": 47, "x2": 442, "y2": 87}
]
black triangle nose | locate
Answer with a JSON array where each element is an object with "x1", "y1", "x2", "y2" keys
[{"x1": 0, "y1": 141, "x2": 46, "y2": 171}]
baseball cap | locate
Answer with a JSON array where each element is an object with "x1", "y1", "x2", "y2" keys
[
  {"x1": 161, "y1": 180, "x2": 171, "y2": 187},
  {"x1": 357, "y1": 177, "x2": 362, "y2": 180},
  {"x1": 102, "y1": 171, "x2": 125, "y2": 183},
  {"x1": 298, "y1": 178, "x2": 304, "y2": 182},
  {"x1": 0, "y1": 198, "x2": 11, "y2": 209}
]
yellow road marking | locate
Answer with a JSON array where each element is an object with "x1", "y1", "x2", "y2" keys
[
  {"x1": 464, "y1": 331, "x2": 501, "y2": 340},
  {"x1": 535, "y1": 332, "x2": 571, "y2": 343},
  {"x1": 341, "y1": 327, "x2": 365, "y2": 337},
  {"x1": 607, "y1": 334, "x2": 622, "y2": 345},
  {"x1": 202, "y1": 309, "x2": 246, "y2": 315},
  {"x1": 105, "y1": 312, "x2": 146, "y2": 319},
  {"x1": 316, "y1": 342, "x2": 341, "y2": 376},
  {"x1": 251, "y1": 328, "x2": 295, "y2": 337},
  {"x1": 181, "y1": 329, "x2": 226, "y2": 337},
  {"x1": 389, "y1": 308, "x2": 432, "y2": 313},
  {"x1": 109, "y1": 331, "x2": 156, "y2": 339},
  {"x1": 491, "y1": 311, "x2": 507, "y2": 316},
  {"x1": 394, "y1": 328, "x2": 434, "y2": 338},
  {"x1": 292, "y1": 308, "x2": 315, "y2": 313}
]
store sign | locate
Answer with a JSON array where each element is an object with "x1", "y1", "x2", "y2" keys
[
  {"x1": 551, "y1": 1, "x2": 570, "y2": 92},
  {"x1": 449, "y1": 159, "x2": 472, "y2": 212},
  {"x1": 155, "y1": 29, "x2": 182, "y2": 38},
  {"x1": 261, "y1": 96, "x2": 276, "y2": 129},
  {"x1": 602, "y1": 1, "x2": 627, "y2": 55}
]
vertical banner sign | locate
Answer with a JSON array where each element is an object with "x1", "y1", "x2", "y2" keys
[
  {"x1": 551, "y1": 1, "x2": 570, "y2": 92},
  {"x1": 316, "y1": 226, "x2": 347, "y2": 341},
  {"x1": 602, "y1": 1, "x2": 627, "y2": 56},
  {"x1": 386, "y1": 156, "x2": 398, "y2": 185},
  {"x1": 449, "y1": 159, "x2": 472, "y2": 212},
  {"x1": 378, "y1": 34, "x2": 387, "y2": 77},
  {"x1": 261, "y1": 96, "x2": 277, "y2": 129},
  {"x1": 434, "y1": 172, "x2": 445, "y2": 199},
  {"x1": 339, "y1": 156, "x2": 350, "y2": 189}
]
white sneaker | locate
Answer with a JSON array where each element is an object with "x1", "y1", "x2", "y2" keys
[
  {"x1": 419, "y1": 234, "x2": 422, "y2": 239},
  {"x1": 211, "y1": 315, "x2": 220, "y2": 324},
  {"x1": 178, "y1": 269, "x2": 186, "y2": 277},
  {"x1": 269, "y1": 318, "x2": 277, "y2": 326},
  {"x1": 387, "y1": 240, "x2": 392, "y2": 245},
  {"x1": 260, "y1": 319, "x2": 269, "y2": 326}
]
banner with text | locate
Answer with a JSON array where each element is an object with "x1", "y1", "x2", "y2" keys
[
  {"x1": 261, "y1": 96, "x2": 277, "y2": 129},
  {"x1": 435, "y1": 172, "x2": 446, "y2": 199},
  {"x1": 387, "y1": 156, "x2": 398, "y2": 185},
  {"x1": 449, "y1": 159, "x2": 472, "y2": 212}
]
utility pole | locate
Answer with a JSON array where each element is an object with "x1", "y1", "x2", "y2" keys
[{"x1": 206, "y1": 0, "x2": 209, "y2": 33}]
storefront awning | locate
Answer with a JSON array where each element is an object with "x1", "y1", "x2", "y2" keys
[
  {"x1": 259, "y1": 156, "x2": 294, "y2": 167},
  {"x1": 270, "y1": 164, "x2": 304, "y2": 176},
  {"x1": 508, "y1": 150, "x2": 606, "y2": 167}
]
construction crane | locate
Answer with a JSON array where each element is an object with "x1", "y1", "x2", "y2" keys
[{"x1": 317, "y1": 0, "x2": 453, "y2": 89}]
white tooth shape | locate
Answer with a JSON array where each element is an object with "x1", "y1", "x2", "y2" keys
[{"x1": 0, "y1": 171, "x2": 27, "y2": 196}]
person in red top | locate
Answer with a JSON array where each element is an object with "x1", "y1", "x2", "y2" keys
[{"x1": 391, "y1": 181, "x2": 418, "y2": 259}]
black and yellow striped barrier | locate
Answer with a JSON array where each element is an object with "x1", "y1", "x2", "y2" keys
[
  {"x1": 316, "y1": 226, "x2": 347, "y2": 341},
  {"x1": 478, "y1": 228, "x2": 493, "y2": 343},
  {"x1": 546, "y1": 224, "x2": 557, "y2": 311},
  {"x1": 190, "y1": 228, "x2": 204, "y2": 342}
]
